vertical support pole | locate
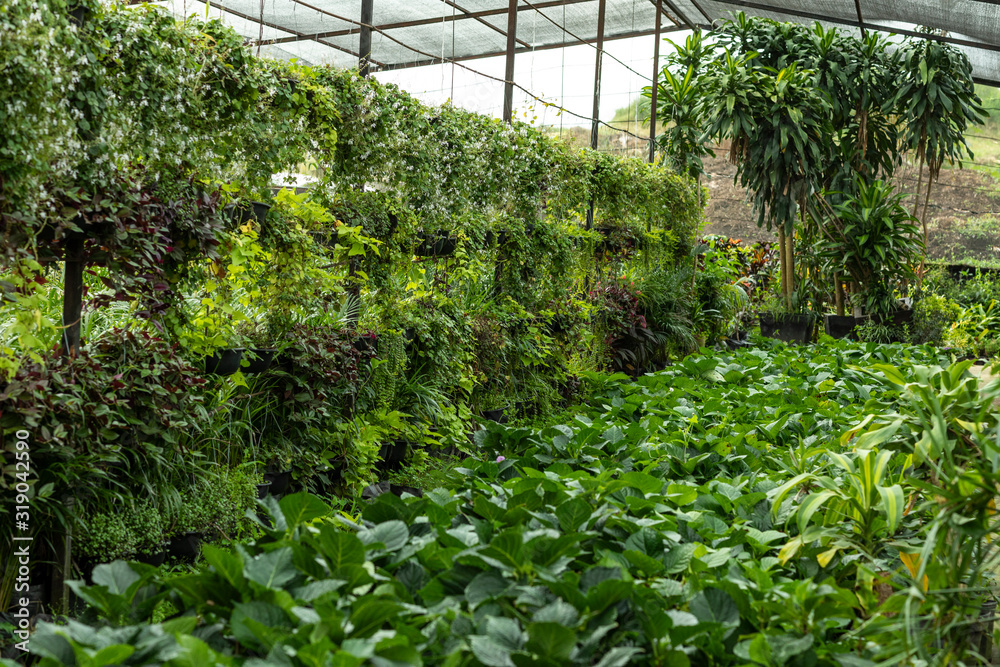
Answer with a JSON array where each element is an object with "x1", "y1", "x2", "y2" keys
[
  {"x1": 62, "y1": 236, "x2": 84, "y2": 357},
  {"x1": 502, "y1": 0, "x2": 518, "y2": 123},
  {"x1": 586, "y1": 0, "x2": 607, "y2": 233},
  {"x1": 59, "y1": 236, "x2": 82, "y2": 610},
  {"x1": 351, "y1": 0, "x2": 374, "y2": 332},
  {"x1": 648, "y1": 0, "x2": 662, "y2": 164},
  {"x1": 359, "y1": 0, "x2": 374, "y2": 77},
  {"x1": 590, "y1": 0, "x2": 607, "y2": 151}
]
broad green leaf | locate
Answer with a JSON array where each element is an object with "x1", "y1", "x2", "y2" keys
[
  {"x1": 689, "y1": 588, "x2": 739, "y2": 628},
  {"x1": 244, "y1": 548, "x2": 296, "y2": 590},
  {"x1": 620, "y1": 471, "x2": 664, "y2": 495},
  {"x1": 349, "y1": 598, "x2": 402, "y2": 638},
  {"x1": 358, "y1": 520, "x2": 409, "y2": 552},
  {"x1": 525, "y1": 622, "x2": 576, "y2": 660}
]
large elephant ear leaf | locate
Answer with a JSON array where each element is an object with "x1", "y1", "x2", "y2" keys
[{"x1": 279, "y1": 493, "x2": 330, "y2": 530}]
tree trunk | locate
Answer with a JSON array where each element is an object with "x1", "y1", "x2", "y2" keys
[
  {"x1": 911, "y1": 130, "x2": 926, "y2": 220},
  {"x1": 785, "y1": 229, "x2": 795, "y2": 309},
  {"x1": 835, "y1": 272, "x2": 845, "y2": 317},
  {"x1": 778, "y1": 226, "x2": 788, "y2": 308},
  {"x1": 917, "y1": 175, "x2": 935, "y2": 289},
  {"x1": 920, "y1": 174, "x2": 934, "y2": 248}
]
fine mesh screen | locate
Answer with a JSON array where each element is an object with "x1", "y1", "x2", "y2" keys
[{"x1": 159, "y1": 0, "x2": 1000, "y2": 85}]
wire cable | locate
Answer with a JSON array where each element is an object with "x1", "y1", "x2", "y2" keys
[
  {"x1": 518, "y1": 0, "x2": 655, "y2": 83},
  {"x1": 285, "y1": 0, "x2": 656, "y2": 144}
]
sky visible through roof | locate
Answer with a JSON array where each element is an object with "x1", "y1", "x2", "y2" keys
[{"x1": 159, "y1": 0, "x2": 1000, "y2": 130}]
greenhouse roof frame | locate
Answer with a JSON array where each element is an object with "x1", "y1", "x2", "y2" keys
[{"x1": 164, "y1": 0, "x2": 1000, "y2": 87}]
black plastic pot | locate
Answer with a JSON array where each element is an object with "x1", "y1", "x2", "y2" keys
[
  {"x1": 135, "y1": 544, "x2": 168, "y2": 568},
  {"x1": 891, "y1": 308, "x2": 914, "y2": 327},
  {"x1": 225, "y1": 201, "x2": 270, "y2": 227},
  {"x1": 314, "y1": 459, "x2": 344, "y2": 496},
  {"x1": 759, "y1": 313, "x2": 815, "y2": 344},
  {"x1": 390, "y1": 483, "x2": 423, "y2": 497},
  {"x1": 68, "y1": 4, "x2": 91, "y2": 25},
  {"x1": 204, "y1": 348, "x2": 245, "y2": 375},
  {"x1": 857, "y1": 308, "x2": 914, "y2": 327},
  {"x1": 402, "y1": 328, "x2": 416, "y2": 350},
  {"x1": 242, "y1": 348, "x2": 276, "y2": 374},
  {"x1": 263, "y1": 468, "x2": 293, "y2": 496},
  {"x1": 377, "y1": 439, "x2": 409, "y2": 472},
  {"x1": 481, "y1": 406, "x2": 510, "y2": 424},
  {"x1": 824, "y1": 314, "x2": 857, "y2": 340},
  {"x1": 7, "y1": 583, "x2": 47, "y2": 615},
  {"x1": 255, "y1": 481, "x2": 272, "y2": 499},
  {"x1": 416, "y1": 231, "x2": 457, "y2": 257},
  {"x1": 355, "y1": 335, "x2": 378, "y2": 353},
  {"x1": 362, "y1": 481, "x2": 391, "y2": 499},
  {"x1": 167, "y1": 532, "x2": 202, "y2": 562},
  {"x1": 970, "y1": 598, "x2": 997, "y2": 659}
]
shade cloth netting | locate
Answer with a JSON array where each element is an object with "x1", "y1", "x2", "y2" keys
[{"x1": 158, "y1": 0, "x2": 1000, "y2": 85}]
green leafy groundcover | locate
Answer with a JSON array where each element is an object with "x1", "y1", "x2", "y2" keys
[{"x1": 13, "y1": 339, "x2": 999, "y2": 665}]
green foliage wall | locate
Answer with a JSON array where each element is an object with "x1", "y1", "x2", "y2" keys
[{"x1": 0, "y1": 0, "x2": 704, "y2": 598}]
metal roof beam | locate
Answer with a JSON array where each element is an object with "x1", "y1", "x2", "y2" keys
[
  {"x1": 376, "y1": 24, "x2": 687, "y2": 71},
  {"x1": 209, "y1": 0, "x2": 384, "y2": 64},
  {"x1": 257, "y1": 0, "x2": 592, "y2": 48},
  {"x1": 655, "y1": 0, "x2": 693, "y2": 30},
  {"x1": 445, "y1": 0, "x2": 532, "y2": 49}
]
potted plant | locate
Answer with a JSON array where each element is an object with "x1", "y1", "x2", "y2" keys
[
  {"x1": 477, "y1": 384, "x2": 511, "y2": 424},
  {"x1": 224, "y1": 198, "x2": 271, "y2": 229},
  {"x1": 261, "y1": 439, "x2": 294, "y2": 496},
  {"x1": 415, "y1": 229, "x2": 458, "y2": 257},
  {"x1": 234, "y1": 321, "x2": 279, "y2": 374},
  {"x1": 165, "y1": 489, "x2": 211, "y2": 561},
  {"x1": 75, "y1": 508, "x2": 137, "y2": 577},
  {"x1": 123, "y1": 500, "x2": 167, "y2": 567},
  {"x1": 758, "y1": 288, "x2": 816, "y2": 344},
  {"x1": 329, "y1": 189, "x2": 401, "y2": 240},
  {"x1": 819, "y1": 179, "x2": 924, "y2": 327},
  {"x1": 204, "y1": 348, "x2": 245, "y2": 375}
]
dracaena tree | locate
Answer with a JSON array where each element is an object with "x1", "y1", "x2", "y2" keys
[
  {"x1": 642, "y1": 31, "x2": 716, "y2": 184},
  {"x1": 701, "y1": 53, "x2": 833, "y2": 310},
  {"x1": 890, "y1": 36, "x2": 986, "y2": 249}
]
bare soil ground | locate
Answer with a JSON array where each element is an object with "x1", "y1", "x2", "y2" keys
[{"x1": 701, "y1": 151, "x2": 1000, "y2": 265}]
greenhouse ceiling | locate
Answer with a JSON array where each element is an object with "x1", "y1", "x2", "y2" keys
[{"x1": 160, "y1": 0, "x2": 1000, "y2": 86}]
